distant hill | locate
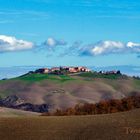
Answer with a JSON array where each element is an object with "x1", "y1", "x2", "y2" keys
[{"x1": 0, "y1": 72, "x2": 140, "y2": 112}]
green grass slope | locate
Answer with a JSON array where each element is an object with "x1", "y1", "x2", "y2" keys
[
  {"x1": 0, "y1": 109, "x2": 140, "y2": 140},
  {"x1": 16, "y1": 73, "x2": 74, "y2": 83}
]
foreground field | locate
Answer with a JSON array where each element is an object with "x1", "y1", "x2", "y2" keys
[{"x1": 0, "y1": 109, "x2": 140, "y2": 140}]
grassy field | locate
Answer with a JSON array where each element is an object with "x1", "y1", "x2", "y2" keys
[
  {"x1": 15, "y1": 73, "x2": 74, "y2": 83},
  {"x1": 15, "y1": 72, "x2": 126, "y2": 82},
  {"x1": 0, "y1": 109, "x2": 140, "y2": 140}
]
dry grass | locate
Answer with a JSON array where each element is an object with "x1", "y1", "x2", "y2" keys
[
  {"x1": 0, "y1": 107, "x2": 40, "y2": 117},
  {"x1": 0, "y1": 109, "x2": 140, "y2": 140}
]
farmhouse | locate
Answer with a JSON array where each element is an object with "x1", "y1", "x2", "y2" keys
[
  {"x1": 35, "y1": 68, "x2": 49, "y2": 74},
  {"x1": 50, "y1": 67, "x2": 60, "y2": 72},
  {"x1": 79, "y1": 67, "x2": 91, "y2": 72},
  {"x1": 68, "y1": 67, "x2": 78, "y2": 73},
  {"x1": 65, "y1": 66, "x2": 90, "y2": 73}
]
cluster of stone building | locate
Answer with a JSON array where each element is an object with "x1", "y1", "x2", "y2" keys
[
  {"x1": 30, "y1": 66, "x2": 121, "y2": 75},
  {"x1": 34, "y1": 66, "x2": 91, "y2": 74}
]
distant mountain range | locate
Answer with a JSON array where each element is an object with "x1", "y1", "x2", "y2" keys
[{"x1": 0, "y1": 65, "x2": 140, "y2": 79}]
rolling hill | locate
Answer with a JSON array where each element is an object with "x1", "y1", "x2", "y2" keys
[{"x1": 0, "y1": 72, "x2": 140, "y2": 112}]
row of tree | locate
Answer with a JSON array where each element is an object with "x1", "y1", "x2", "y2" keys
[{"x1": 42, "y1": 95, "x2": 140, "y2": 116}]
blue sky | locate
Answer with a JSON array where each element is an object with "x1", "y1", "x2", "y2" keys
[{"x1": 0, "y1": 0, "x2": 140, "y2": 67}]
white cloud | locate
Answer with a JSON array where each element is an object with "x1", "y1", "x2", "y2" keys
[
  {"x1": 43, "y1": 37, "x2": 67, "y2": 48},
  {"x1": 81, "y1": 40, "x2": 140, "y2": 56},
  {"x1": 0, "y1": 35, "x2": 34, "y2": 52},
  {"x1": 46, "y1": 38, "x2": 56, "y2": 47},
  {"x1": 91, "y1": 41, "x2": 124, "y2": 55},
  {"x1": 127, "y1": 42, "x2": 140, "y2": 48}
]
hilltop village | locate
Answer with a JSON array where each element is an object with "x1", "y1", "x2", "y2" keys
[
  {"x1": 28, "y1": 66, "x2": 121, "y2": 75},
  {"x1": 33, "y1": 66, "x2": 91, "y2": 75}
]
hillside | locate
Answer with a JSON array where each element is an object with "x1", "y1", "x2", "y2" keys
[
  {"x1": 0, "y1": 107, "x2": 40, "y2": 117},
  {"x1": 0, "y1": 109, "x2": 140, "y2": 140},
  {"x1": 0, "y1": 72, "x2": 140, "y2": 112}
]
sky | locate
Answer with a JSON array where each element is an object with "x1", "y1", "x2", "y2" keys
[{"x1": 0, "y1": 0, "x2": 140, "y2": 67}]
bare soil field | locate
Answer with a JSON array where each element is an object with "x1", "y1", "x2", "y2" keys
[{"x1": 0, "y1": 109, "x2": 140, "y2": 140}]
